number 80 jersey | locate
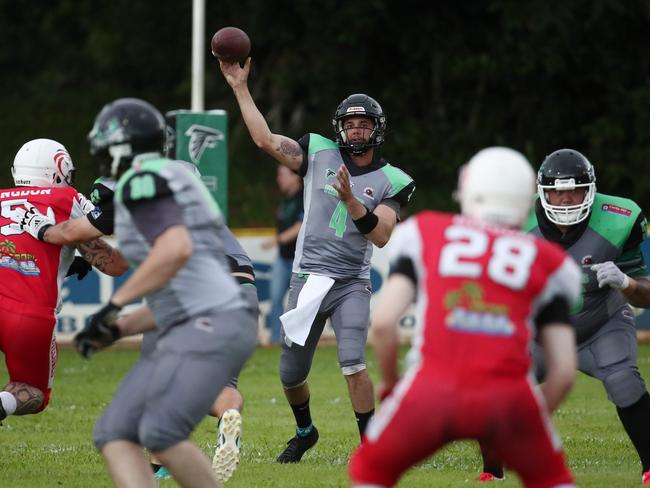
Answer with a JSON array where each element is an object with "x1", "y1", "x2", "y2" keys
[{"x1": 388, "y1": 210, "x2": 581, "y2": 378}]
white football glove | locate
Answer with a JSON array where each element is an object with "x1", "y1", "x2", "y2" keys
[
  {"x1": 591, "y1": 261, "x2": 630, "y2": 290},
  {"x1": 13, "y1": 202, "x2": 56, "y2": 241}
]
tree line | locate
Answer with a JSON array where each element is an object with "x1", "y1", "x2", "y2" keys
[{"x1": 1, "y1": 1, "x2": 649, "y2": 225}]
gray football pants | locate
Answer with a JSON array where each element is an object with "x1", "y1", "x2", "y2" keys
[
  {"x1": 93, "y1": 306, "x2": 257, "y2": 452},
  {"x1": 280, "y1": 274, "x2": 372, "y2": 388},
  {"x1": 533, "y1": 305, "x2": 646, "y2": 408},
  {"x1": 140, "y1": 284, "x2": 259, "y2": 388}
]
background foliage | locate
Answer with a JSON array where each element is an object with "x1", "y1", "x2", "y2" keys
[{"x1": 1, "y1": 1, "x2": 650, "y2": 225}]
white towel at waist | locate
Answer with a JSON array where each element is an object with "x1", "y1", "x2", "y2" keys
[{"x1": 280, "y1": 274, "x2": 335, "y2": 346}]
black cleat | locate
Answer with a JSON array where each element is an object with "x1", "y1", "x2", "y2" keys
[{"x1": 276, "y1": 426, "x2": 319, "y2": 463}]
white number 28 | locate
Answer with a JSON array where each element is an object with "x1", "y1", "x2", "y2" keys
[{"x1": 439, "y1": 225, "x2": 537, "y2": 290}]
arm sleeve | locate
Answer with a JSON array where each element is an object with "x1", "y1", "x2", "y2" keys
[
  {"x1": 389, "y1": 256, "x2": 417, "y2": 285},
  {"x1": 86, "y1": 206, "x2": 114, "y2": 235},
  {"x1": 386, "y1": 218, "x2": 421, "y2": 287},
  {"x1": 297, "y1": 134, "x2": 311, "y2": 177},
  {"x1": 121, "y1": 172, "x2": 185, "y2": 245},
  {"x1": 534, "y1": 295, "x2": 571, "y2": 330},
  {"x1": 616, "y1": 212, "x2": 648, "y2": 278}
]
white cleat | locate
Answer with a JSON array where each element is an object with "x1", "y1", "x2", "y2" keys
[{"x1": 212, "y1": 409, "x2": 242, "y2": 483}]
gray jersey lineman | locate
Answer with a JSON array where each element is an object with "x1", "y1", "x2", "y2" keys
[
  {"x1": 480, "y1": 148, "x2": 650, "y2": 481},
  {"x1": 93, "y1": 156, "x2": 257, "y2": 454},
  {"x1": 526, "y1": 193, "x2": 648, "y2": 407}
]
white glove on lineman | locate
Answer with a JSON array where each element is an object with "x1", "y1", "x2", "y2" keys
[
  {"x1": 12, "y1": 202, "x2": 56, "y2": 241},
  {"x1": 591, "y1": 261, "x2": 630, "y2": 290}
]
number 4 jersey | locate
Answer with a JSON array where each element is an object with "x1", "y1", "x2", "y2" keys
[
  {"x1": 294, "y1": 134, "x2": 415, "y2": 279},
  {"x1": 0, "y1": 186, "x2": 93, "y2": 312},
  {"x1": 389, "y1": 210, "x2": 582, "y2": 378}
]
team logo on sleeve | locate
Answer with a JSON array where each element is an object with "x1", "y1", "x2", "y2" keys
[
  {"x1": 185, "y1": 125, "x2": 224, "y2": 165},
  {"x1": 325, "y1": 168, "x2": 337, "y2": 179},
  {"x1": 601, "y1": 203, "x2": 632, "y2": 216}
]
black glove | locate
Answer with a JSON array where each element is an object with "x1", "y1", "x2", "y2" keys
[
  {"x1": 74, "y1": 302, "x2": 123, "y2": 358},
  {"x1": 66, "y1": 256, "x2": 92, "y2": 280}
]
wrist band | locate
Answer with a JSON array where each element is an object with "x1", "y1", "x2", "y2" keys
[
  {"x1": 37, "y1": 224, "x2": 53, "y2": 242},
  {"x1": 352, "y1": 207, "x2": 379, "y2": 234}
]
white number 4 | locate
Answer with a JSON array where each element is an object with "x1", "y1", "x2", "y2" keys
[{"x1": 439, "y1": 225, "x2": 536, "y2": 290}]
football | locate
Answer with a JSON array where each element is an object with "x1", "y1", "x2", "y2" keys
[{"x1": 211, "y1": 27, "x2": 251, "y2": 63}]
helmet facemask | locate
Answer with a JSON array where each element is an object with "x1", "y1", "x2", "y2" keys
[
  {"x1": 536, "y1": 149, "x2": 596, "y2": 226},
  {"x1": 332, "y1": 94, "x2": 386, "y2": 155},
  {"x1": 538, "y1": 179, "x2": 596, "y2": 226}
]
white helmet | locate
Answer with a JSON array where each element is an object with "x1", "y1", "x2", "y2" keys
[
  {"x1": 457, "y1": 146, "x2": 535, "y2": 227},
  {"x1": 12, "y1": 138, "x2": 75, "y2": 188}
]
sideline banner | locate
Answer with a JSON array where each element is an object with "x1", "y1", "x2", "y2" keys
[
  {"x1": 56, "y1": 231, "x2": 650, "y2": 344},
  {"x1": 56, "y1": 230, "x2": 417, "y2": 345}
]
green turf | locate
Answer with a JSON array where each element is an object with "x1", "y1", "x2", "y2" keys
[{"x1": 1, "y1": 345, "x2": 648, "y2": 487}]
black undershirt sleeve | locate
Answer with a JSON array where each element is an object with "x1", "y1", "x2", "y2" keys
[
  {"x1": 388, "y1": 256, "x2": 417, "y2": 286},
  {"x1": 534, "y1": 295, "x2": 571, "y2": 330}
]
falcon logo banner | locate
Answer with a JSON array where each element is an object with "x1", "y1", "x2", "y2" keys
[{"x1": 185, "y1": 124, "x2": 224, "y2": 164}]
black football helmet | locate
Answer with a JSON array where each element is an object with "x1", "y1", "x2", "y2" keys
[
  {"x1": 537, "y1": 149, "x2": 596, "y2": 225},
  {"x1": 332, "y1": 93, "x2": 386, "y2": 155},
  {"x1": 88, "y1": 98, "x2": 165, "y2": 177}
]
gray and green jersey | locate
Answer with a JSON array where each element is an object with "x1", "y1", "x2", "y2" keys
[
  {"x1": 525, "y1": 192, "x2": 647, "y2": 343},
  {"x1": 294, "y1": 133, "x2": 415, "y2": 279},
  {"x1": 114, "y1": 154, "x2": 244, "y2": 329}
]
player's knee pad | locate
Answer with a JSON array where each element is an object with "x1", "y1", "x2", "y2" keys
[
  {"x1": 279, "y1": 353, "x2": 310, "y2": 388},
  {"x1": 341, "y1": 362, "x2": 366, "y2": 376},
  {"x1": 604, "y1": 369, "x2": 646, "y2": 408}
]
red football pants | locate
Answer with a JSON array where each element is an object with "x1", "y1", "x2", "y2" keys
[
  {"x1": 349, "y1": 366, "x2": 574, "y2": 488},
  {"x1": 0, "y1": 295, "x2": 57, "y2": 412}
]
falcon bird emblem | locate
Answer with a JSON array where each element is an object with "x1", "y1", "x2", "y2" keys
[{"x1": 185, "y1": 124, "x2": 224, "y2": 164}]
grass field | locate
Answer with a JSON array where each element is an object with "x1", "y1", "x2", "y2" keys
[{"x1": 1, "y1": 344, "x2": 649, "y2": 487}]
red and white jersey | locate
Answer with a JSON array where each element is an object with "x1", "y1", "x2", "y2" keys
[
  {"x1": 389, "y1": 210, "x2": 581, "y2": 379},
  {"x1": 0, "y1": 186, "x2": 93, "y2": 312}
]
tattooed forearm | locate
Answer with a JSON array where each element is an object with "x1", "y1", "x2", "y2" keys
[
  {"x1": 5, "y1": 382, "x2": 44, "y2": 415},
  {"x1": 77, "y1": 239, "x2": 129, "y2": 276},
  {"x1": 277, "y1": 139, "x2": 302, "y2": 158}
]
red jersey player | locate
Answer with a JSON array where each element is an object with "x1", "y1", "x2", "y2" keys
[
  {"x1": 0, "y1": 138, "x2": 126, "y2": 422},
  {"x1": 349, "y1": 147, "x2": 582, "y2": 488}
]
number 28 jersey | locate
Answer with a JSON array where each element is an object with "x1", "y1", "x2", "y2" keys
[
  {"x1": 389, "y1": 211, "x2": 581, "y2": 379},
  {"x1": 0, "y1": 186, "x2": 92, "y2": 312}
]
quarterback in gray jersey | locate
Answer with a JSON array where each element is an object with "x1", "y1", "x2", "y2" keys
[
  {"x1": 221, "y1": 59, "x2": 415, "y2": 463},
  {"x1": 72, "y1": 98, "x2": 257, "y2": 488}
]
